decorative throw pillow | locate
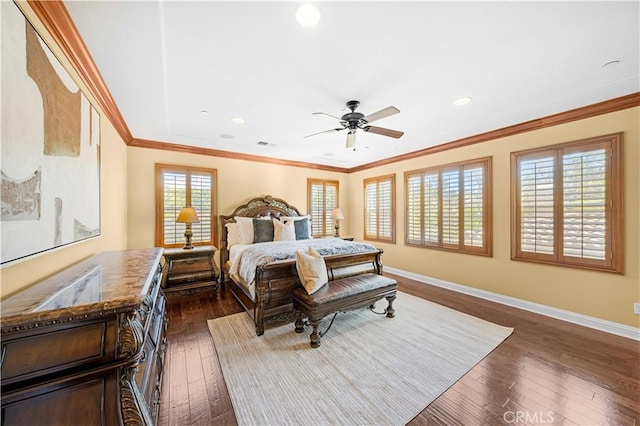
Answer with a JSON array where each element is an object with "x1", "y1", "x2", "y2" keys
[
  {"x1": 273, "y1": 218, "x2": 296, "y2": 241},
  {"x1": 234, "y1": 216, "x2": 255, "y2": 244},
  {"x1": 293, "y1": 218, "x2": 311, "y2": 240},
  {"x1": 253, "y1": 218, "x2": 274, "y2": 243},
  {"x1": 281, "y1": 215, "x2": 312, "y2": 240},
  {"x1": 225, "y1": 222, "x2": 241, "y2": 247},
  {"x1": 295, "y1": 247, "x2": 328, "y2": 294}
]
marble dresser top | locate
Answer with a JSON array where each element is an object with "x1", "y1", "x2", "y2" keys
[{"x1": 1, "y1": 248, "x2": 163, "y2": 333}]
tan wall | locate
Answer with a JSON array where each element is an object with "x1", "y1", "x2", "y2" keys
[
  {"x1": 0, "y1": 4, "x2": 128, "y2": 299},
  {"x1": 126, "y1": 148, "x2": 350, "y2": 251},
  {"x1": 349, "y1": 107, "x2": 640, "y2": 328}
]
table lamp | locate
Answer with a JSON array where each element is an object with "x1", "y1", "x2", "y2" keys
[
  {"x1": 332, "y1": 207, "x2": 344, "y2": 237},
  {"x1": 176, "y1": 207, "x2": 200, "y2": 249}
]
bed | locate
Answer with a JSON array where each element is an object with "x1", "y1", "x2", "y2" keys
[{"x1": 220, "y1": 195, "x2": 385, "y2": 335}]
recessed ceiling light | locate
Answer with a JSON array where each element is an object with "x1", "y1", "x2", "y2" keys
[
  {"x1": 231, "y1": 117, "x2": 245, "y2": 124},
  {"x1": 453, "y1": 96, "x2": 472, "y2": 106},
  {"x1": 200, "y1": 110, "x2": 209, "y2": 115},
  {"x1": 296, "y1": 3, "x2": 321, "y2": 27}
]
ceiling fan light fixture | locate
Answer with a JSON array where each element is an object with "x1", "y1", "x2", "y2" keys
[
  {"x1": 296, "y1": 3, "x2": 321, "y2": 27},
  {"x1": 453, "y1": 96, "x2": 472, "y2": 106},
  {"x1": 346, "y1": 131, "x2": 356, "y2": 149}
]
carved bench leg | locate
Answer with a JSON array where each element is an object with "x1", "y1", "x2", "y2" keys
[
  {"x1": 294, "y1": 311, "x2": 304, "y2": 333},
  {"x1": 309, "y1": 319, "x2": 321, "y2": 348},
  {"x1": 256, "y1": 319, "x2": 265, "y2": 336},
  {"x1": 385, "y1": 293, "x2": 396, "y2": 318}
]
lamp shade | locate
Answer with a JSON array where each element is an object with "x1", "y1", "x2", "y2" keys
[
  {"x1": 176, "y1": 207, "x2": 200, "y2": 224},
  {"x1": 332, "y1": 208, "x2": 344, "y2": 220}
]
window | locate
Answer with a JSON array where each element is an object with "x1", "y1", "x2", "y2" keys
[
  {"x1": 155, "y1": 164, "x2": 217, "y2": 248},
  {"x1": 364, "y1": 174, "x2": 395, "y2": 243},
  {"x1": 307, "y1": 179, "x2": 338, "y2": 237},
  {"x1": 511, "y1": 133, "x2": 622, "y2": 273},
  {"x1": 405, "y1": 157, "x2": 492, "y2": 255}
]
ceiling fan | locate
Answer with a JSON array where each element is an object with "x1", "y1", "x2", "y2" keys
[{"x1": 304, "y1": 100, "x2": 404, "y2": 149}]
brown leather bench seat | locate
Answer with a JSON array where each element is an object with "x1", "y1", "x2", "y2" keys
[{"x1": 293, "y1": 273, "x2": 397, "y2": 348}]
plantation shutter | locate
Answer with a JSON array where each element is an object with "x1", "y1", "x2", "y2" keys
[
  {"x1": 518, "y1": 153, "x2": 555, "y2": 256},
  {"x1": 308, "y1": 180, "x2": 338, "y2": 237},
  {"x1": 378, "y1": 178, "x2": 393, "y2": 239},
  {"x1": 441, "y1": 168, "x2": 460, "y2": 246},
  {"x1": 463, "y1": 164, "x2": 485, "y2": 248},
  {"x1": 162, "y1": 172, "x2": 187, "y2": 246},
  {"x1": 364, "y1": 183, "x2": 377, "y2": 238},
  {"x1": 189, "y1": 173, "x2": 213, "y2": 244},
  {"x1": 364, "y1": 175, "x2": 395, "y2": 242},
  {"x1": 562, "y1": 145, "x2": 608, "y2": 261},
  {"x1": 423, "y1": 172, "x2": 439, "y2": 245},
  {"x1": 512, "y1": 134, "x2": 620, "y2": 272},
  {"x1": 156, "y1": 164, "x2": 216, "y2": 248},
  {"x1": 324, "y1": 184, "x2": 338, "y2": 236},
  {"x1": 405, "y1": 157, "x2": 491, "y2": 256},
  {"x1": 406, "y1": 174, "x2": 423, "y2": 244}
]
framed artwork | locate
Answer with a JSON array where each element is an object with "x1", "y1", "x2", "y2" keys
[{"x1": 1, "y1": 1, "x2": 101, "y2": 265}]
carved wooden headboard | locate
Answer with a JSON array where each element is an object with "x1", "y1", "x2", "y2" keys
[{"x1": 219, "y1": 195, "x2": 304, "y2": 271}]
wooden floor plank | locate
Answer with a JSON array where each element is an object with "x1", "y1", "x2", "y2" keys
[{"x1": 158, "y1": 274, "x2": 640, "y2": 426}]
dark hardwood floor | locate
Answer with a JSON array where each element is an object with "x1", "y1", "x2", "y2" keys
[{"x1": 158, "y1": 274, "x2": 639, "y2": 425}]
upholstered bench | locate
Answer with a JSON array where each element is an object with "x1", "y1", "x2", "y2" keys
[{"x1": 293, "y1": 273, "x2": 397, "y2": 348}]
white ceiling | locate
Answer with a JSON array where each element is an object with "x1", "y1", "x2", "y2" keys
[{"x1": 63, "y1": 1, "x2": 639, "y2": 168}]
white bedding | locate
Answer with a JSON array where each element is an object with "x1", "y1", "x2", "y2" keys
[{"x1": 227, "y1": 238, "x2": 376, "y2": 299}]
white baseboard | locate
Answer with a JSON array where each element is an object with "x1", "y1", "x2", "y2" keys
[{"x1": 386, "y1": 266, "x2": 640, "y2": 342}]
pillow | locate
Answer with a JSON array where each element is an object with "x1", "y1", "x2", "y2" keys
[
  {"x1": 281, "y1": 215, "x2": 312, "y2": 240},
  {"x1": 225, "y1": 222, "x2": 241, "y2": 247},
  {"x1": 234, "y1": 216, "x2": 255, "y2": 244},
  {"x1": 253, "y1": 218, "x2": 274, "y2": 243},
  {"x1": 273, "y1": 218, "x2": 296, "y2": 241},
  {"x1": 234, "y1": 216, "x2": 271, "y2": 244},
  {"x1": 295, "y1": 247, "x2": 328, "y2": 294},
  {"x1": 293, "y1": 217, "x2": 311, "y2": 240}
]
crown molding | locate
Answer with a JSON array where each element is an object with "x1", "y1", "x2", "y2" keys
[
  {"x1": 130, "y1": 138, "x2": 348, "y2": 173},
  {"x1": 26, "y1": 0, "x2": 133, "y2": 144}
]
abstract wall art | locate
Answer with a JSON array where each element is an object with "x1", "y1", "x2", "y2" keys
[{"x1": 1, "y1": 1, "x2": 101, "y2": 265}]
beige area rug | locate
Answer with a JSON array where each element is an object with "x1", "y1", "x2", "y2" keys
[{"x1": 207, "y1": 291, "x2": 513, "y2": 426}]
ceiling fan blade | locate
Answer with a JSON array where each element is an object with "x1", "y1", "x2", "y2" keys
[
  {"x1": 303, "y1": 128, "x2": 344, "y2": 138},
  {"x1": 364, "y1": 126, "x2": 404, "y2": 139},
  {"x1": 346, "y1": 131, "x2": 356, "y2": 149},
  {"x1": 362, "y1": 106, "x2": 400, "y2": 124},
  {"x1": 312, "y1": 112, "x2": 343, "y2": 121}
]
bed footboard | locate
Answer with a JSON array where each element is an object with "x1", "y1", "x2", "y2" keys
[{"x1": 252, "y1": 249, "x2": 384, "y2": 335}]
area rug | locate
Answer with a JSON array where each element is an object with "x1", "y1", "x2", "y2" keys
[{"x1": 207, "y1": 291, "x2": 513, "y2": 425}]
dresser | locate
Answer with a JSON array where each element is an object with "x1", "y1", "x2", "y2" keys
[
  {"x1": 0, "y1": 248, "x2": 167, "y2": 425},
  {"x1": 161, "y1": 245, "x2": 220, "y2": 295}
]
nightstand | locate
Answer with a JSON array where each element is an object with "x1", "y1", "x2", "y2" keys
[{"x1": 161, "y1": 245, "x2": 220, "y2": 296}]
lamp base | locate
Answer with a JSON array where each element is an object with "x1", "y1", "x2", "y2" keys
[
  {"x1": 183, "y1": 227, "x2": 194, "y2": 250},
  {"x1": 334, "y1": 222, "x2": 340, "y2": 238}
]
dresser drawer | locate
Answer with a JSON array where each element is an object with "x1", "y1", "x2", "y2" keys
[
  {"x1": 167, "y1": 255, "x2": 212, "y2": 275},
  {"x1": 1, "y1": 319, "x2": 117, "y2": 386}
]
